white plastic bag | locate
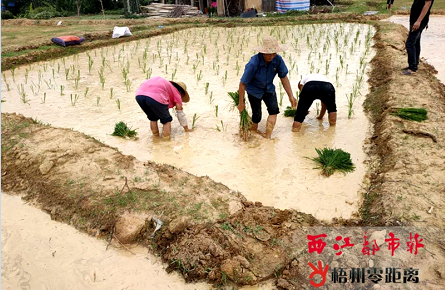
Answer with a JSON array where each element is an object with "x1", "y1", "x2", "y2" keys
[{"x1": 112, "y1": 27, "x2": 132, "y2": 39}]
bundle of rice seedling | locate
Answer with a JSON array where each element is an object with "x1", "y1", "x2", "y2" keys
[
  {"x1": 309, "y1": 148, "x2": 355, "y2": 177},
  {"x1": 111, "y1": 121, "x2": 138, "y2": 138},
  {"x1": 228, "y1": 90, "x2": 253, "y2": 140},
  {"x1": 284, "y1": 106, "x2": 297, "y2": 117},
  {"x1": 391, "y1": 108, "x2": 427, "y2": 122}
]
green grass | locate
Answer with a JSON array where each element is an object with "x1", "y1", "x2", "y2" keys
[
  {"x1": 111, "y1": 121, "x2": 137, "y2": 138},
  {"x1": 391, "y1": 108, "x2": 427, "y2": 122},
  {"x1": 309, "y1": 148, "x2": 355, "y2": 177},
  {"x1": 1, "y1": 45, "x2": 55, "y2": 58}
]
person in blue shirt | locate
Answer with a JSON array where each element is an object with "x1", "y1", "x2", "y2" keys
[{"x1": 237, "y1": 36, "x2": 297, "y2": 139}]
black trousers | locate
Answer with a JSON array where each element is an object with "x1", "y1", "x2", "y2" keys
[{"x1": 406, "y1": 23, "x2": 427, "y2": 72}]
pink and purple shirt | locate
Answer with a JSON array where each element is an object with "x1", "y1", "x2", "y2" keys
[{"x1": 136, "y1": 77, "x2": 182, "y2": 108}]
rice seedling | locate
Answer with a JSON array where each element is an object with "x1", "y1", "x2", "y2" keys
[
  {"x1": 346, "y1": 93, "x2": 357, "y2": 119},
  {"x1": 192, "y1": 113, "x2": 200, "y2": 129},
  {"x1": 57, "y1": 63, "x2": 61, "y2": 73},
  {"x1": 70, "y1": 94, "x2": 79, "y2": 106},
  {"x1": 220, "y1": 120, "x2": 227, "y2": 132},
  {"x1": 205, "y1": 82, "x2": 209, "y2": 95},
  {"x1": 60, "y1": 85, "x2": 65, "y2": 96},
  {"x1": 214, "y1": 105, "x2": 218, "y2": 117},
  {"x1": 110, "y1": 88, "x2": 114, "y2": 99},
  {"x1": 41, "y1": 92, "x2": 46, "y2": 104},
  {"x1": 111, "y1": 121, "x2": 137, "y2": 138},
  {"x1": 24, "y1": 69, "x2": 29, "y2": 84},
  {"x1": 88, "y1": 54, "x2": 94, "y2": 73},
  {"x1": 284, "y1": 106, "x2": 297, "y2": 117},
  {"x1": 391, "y1": 108, "x2": 428, "y2": 122},
  {"x1": 96, "y1": 96, "x2": 101, "y2": 106},
  {"x1": 309, "y1": 147, "x2": 355, "y2": 177},
  {"x1": 171, "y1": 68, "x2": 177, "y2": 81},
  {"x1": 65, "y1": 68, "x2": 70, "y2": 80},
  {"x1": 84, "y1": 87, "x2": 89, "y2": 98},
  {"x1": 209, "y1": 91, "x2": 214, "y2": 104},
  {"x1": 74, "y1": 70, "x2": 81, "y2": 89},
  {"x1": 11, "y1": 67, "x2": 16, "y2": 82},
  {"x1": 125, "y1": 79, "x2": 132, "y2": 92},
  {"x1": 116, "y1": 99, "x2": 121, "y2": 110},
  {"x1": 99, "y1": 68, "x2": 106, "y2": 89},
  {"x1": 197, "y1": 70, "x2": 203, "y2": 82},
  {"x1": 228, "y1": 90, "x2": 253, "y2": 140},
  {"x1": 146, "y1": 68, "x2": 153, "y2": 80}
]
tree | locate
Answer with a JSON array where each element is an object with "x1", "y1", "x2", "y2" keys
[
  {"x1": 75, "y1": 0, "x2": 82, "y2": 16},
  {"x1": 122, "y1": 0, "x2": 140, "y2": 16}
]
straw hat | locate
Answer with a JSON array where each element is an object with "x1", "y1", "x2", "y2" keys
[
  {"x1": 253, "y1": 36, "x2": 287, "y2": 54},
  {"x1": 170, "y1": 81, "x2": 190, "y2": 103}
]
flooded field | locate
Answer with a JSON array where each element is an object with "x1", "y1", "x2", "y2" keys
[{"x1": 1, "y1": 24, "x2": 375, "y2": 220}]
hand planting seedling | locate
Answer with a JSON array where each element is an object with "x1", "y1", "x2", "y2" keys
[
  {"x1": 111, "y1": 121, "x2": 138, "y2": 138},
  {"x1": 309, "y1": 148, "x2": 355, "y2": 177}
]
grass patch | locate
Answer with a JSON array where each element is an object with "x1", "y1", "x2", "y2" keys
[
  {"x1": 309, "y1": 148, "x2": 355, "y2": 176},
  {"x1": 111, "y1": 121, "x2": 138, "y2": 138},
  {"x1": 284, "y1": 106, "x2": 297, "y2": 117},
  {"x1": 1, "y1": 46, "x2": 55, "y2": 58},
  {"x1": 391, "y1": 108, "x2": 427, "y2": 122}
]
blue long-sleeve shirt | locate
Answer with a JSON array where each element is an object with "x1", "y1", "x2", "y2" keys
[{"x1": 240, "y1": 53, "x2": 289, "y2": 99}]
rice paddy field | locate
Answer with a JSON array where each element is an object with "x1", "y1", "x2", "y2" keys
[
  {"x1": 1, "y1": 23, "x2": 375, "y2": 220},
  {"x1": 3, "y1": 13, "x2": 445, "y2": 288}
]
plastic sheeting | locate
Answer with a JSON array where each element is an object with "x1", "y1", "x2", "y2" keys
[
  {"x1": 276, "y1": 0, "x2": 310, "y2": 13},
  {"x1": 112, "y1": 27, "x2": 133, "y2": 39}
]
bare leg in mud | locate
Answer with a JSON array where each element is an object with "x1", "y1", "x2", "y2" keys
[
  {"x1": 265, "y1": 114, "x2": 277, "y2": 139},
  {"x1": 150, "y1": 121, "x2": 160, "y2": 137},
  {"x1": 162, "y1": 122, "x2": 171, "y2": 140}
]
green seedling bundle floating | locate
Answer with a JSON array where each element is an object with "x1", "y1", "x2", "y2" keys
[
  {"x1": 228, "y1": 91, "x2": 252, "y2": 140},
  {"x1": 391, "y1": 108, "x2": 427, "y2": 122},
  {"x1": 111, "y1": 121, "x2": 138, "y2": 138},
  {"x1": 309, "y1": 148, "x2": 355, "y2": 177}
]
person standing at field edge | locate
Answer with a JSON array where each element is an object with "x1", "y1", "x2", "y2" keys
[
  {"x1": 238, "y1": 36, "x2": 297, "y2": 139},
  {"x1": 292, "y1": 74, "x2": 337, "y2": 132},
  {"x1": 135, "y1": 77, "x2": 192, "y2": 140},
  {"x1": 402, "y1": 0, "x2": 434, "y2": 75},
  {"x1": 387, "y1": 0, "x2": 395, "y2": 11}
]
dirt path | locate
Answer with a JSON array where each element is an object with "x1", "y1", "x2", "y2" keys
[{"x1": 386, "y1": 16, "x2": 445, "y2": 84}]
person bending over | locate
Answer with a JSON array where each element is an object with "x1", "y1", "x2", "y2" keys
[
  {"x1": 292, "y1": 74, "x2": 337, "y2": 132},
  {"x1": 135, "y1": 76, "x2": 192, "y2": 140}
]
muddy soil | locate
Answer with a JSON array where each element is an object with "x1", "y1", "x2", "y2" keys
[
  {"x1": 2, "y1": 17, "x2": 445, "y2": 289},
  {"x1": 1, "y1": 23, "x2": 375, "y2": 221}
]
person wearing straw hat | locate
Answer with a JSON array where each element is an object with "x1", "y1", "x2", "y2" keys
[
  {"x1": 238, "y1": 36, "x2": 297, "y2": 139},
  {"x1": 135, "y1": 76, "x2": 192, "y2": 140}
]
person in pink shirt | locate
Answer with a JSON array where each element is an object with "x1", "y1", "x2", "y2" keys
[{"x1": 135, "y1": 77, "x2": 191, "y2": 139}]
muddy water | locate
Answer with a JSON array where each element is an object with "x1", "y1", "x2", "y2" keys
[
  {"x1": 387, "y1": 16, "x2": 445, "y2": 84},
  {"x1": 1, "y1": 24, "x2": 375, "y2": 220},
  {"x1": 1, "y1": 193, "x2": 273, "y2": 289}
]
